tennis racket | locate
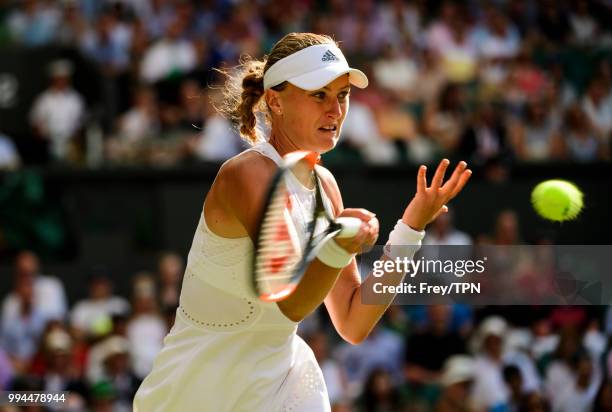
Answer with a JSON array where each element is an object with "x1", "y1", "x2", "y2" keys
[{"x1": 252, "y1": 150, "x2": 362, "y2": 302}]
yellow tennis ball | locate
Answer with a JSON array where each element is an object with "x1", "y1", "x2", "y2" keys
[{"x1": 531, "y1": 180, "x2": 583, "y2": 222}]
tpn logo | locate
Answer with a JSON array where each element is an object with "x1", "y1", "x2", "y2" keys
[{"x1": 322, "y1": 50, "x2": 339, "y2": 62}]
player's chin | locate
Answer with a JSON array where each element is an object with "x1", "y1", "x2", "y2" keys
[{"x1": 314, "y1": 130, "x2": 340, "y2": 154}]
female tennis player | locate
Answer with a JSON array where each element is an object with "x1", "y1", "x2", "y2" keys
[{"x1": 134, "y1": 32, "x2": 471, "y2": 412}]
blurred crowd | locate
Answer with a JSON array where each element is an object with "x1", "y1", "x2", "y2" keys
[
  {"x1": 0, "y1": 0, "x2": 610, "y2": 171},
  {"x1": 2, "y1": 209, "x2": 612, "y2": 412},
  {"x1": 1, "y1": 250, "x2": 182, "y2": 411}
]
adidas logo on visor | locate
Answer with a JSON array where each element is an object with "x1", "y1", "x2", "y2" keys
[{"x1": 321, "y1": 50, "x2": 339, "y2": 62}]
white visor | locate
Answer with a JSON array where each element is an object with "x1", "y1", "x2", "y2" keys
[{"x1": 263, "y1": 44, "x2": 368, "y2": 91}]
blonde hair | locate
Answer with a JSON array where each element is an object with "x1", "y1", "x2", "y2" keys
[{"x1": 215, "y1": 33, "x2": 337, "y2": 144}]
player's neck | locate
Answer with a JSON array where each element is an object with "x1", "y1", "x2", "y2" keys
[{"x1": 268, "y1": 130, "x2": 302, "y2": 158}]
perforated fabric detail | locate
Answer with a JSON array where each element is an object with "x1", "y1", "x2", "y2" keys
[
  {"x1": 188, "y1": 213, "x2": 252, "y2": 271},
  {"x1": 178, "y1": 143, "x2": 336, "y2": 335},
  {"x1": 282, "y1": 360, "x2": 328, "y2": 412},
  {"x1": 179, "y1": 270, "x2": 261, "y2": 332}
]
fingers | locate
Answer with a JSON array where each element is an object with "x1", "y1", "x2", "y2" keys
[
  {"x1": 449, "y1": 169, "x2": 472, "y2": 199},
  {"x1": 366, "y1": 216, "x2": 379, "y2": 241},
  {"x1": 417, "y1": 165, "x2": 427, "y2": 194},
  {"x1": 339, "y1": 208, "x2": 376, "y2": 223},
  {"x1": 360, "y1": 216, "x2": 379, "y2": 251},
  {"x1": 336, "y1": 214, "x2": 379, "y2": 254},
  {"x1": 430, "y1": 159, "x2": 450, "y2": 189},
  {"x1": 441, "y1": 161, "x2": 467, "y2": 194}
]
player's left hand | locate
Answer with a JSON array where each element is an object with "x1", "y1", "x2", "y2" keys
[{"x1": 401, "y1": 159, "x2": 471, "y2": 231}]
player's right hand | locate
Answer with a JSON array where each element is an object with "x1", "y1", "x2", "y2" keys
[{"x1": 334, "y1": 208, "x2": 379, "y2": 254}]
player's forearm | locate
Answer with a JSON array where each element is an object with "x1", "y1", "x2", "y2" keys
[
  {"x1": 341, "y1": 254, "x2": 407, "y2": 343},
  {"x1": 276, "y1": 259, "x2": 344, "y2": 322},
  {"x1": 341, "y1": 223, "x2": 425, "y2": 342}
]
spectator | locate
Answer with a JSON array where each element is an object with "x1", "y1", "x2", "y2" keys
[
  {"x1": 116, "y1": 86, "x2": 160, "y2": 143},
  {"x1": 36, "y1": 328, "x2": 88, "y2": 407},
  {"x1": 509, "y1": 99, "x2": 563, "y2": 162},
  {"x1": 548, "y1": 62, "x2": 578, "y2": 110},
  {"x1": 543, "y1": 329, "x2": 596, "y2": 412},
  {"x1": 173, "y1": 79, "x2": 205, "y2": 134},
  {"x1": 569, "y1": 0, "x2": 599, "y2": 46},
  {"x1": 355, "y1": 368, "x2": 409, "y2": 412},
  {"x1": 336, "y1": 1, "x2": 393, "y2": 58},
  {"x1": 436, "y1": 355, "x2": 476, "y2": 412},
  {"x1": 494, "y1": 209, "x2": 521, "y2": 245},
  {"x1": 582, "y1": 319, "x2": 607, "y2": 363},
  {"x1": 70, "y1": 272, "x2": 130, "y2": 338},
  {"x1": 81, "y1": 7, "x2": 134, "y2": 121},
  {"x1": 505, "y1": 49, "x2": 552, "y2": 108},
  {"x1": 0, "y1": 347, "x2": 13, "y2": 390},
  {"x1": 80, "y1": 10, "x2": 132, "y2": 76},
  {"x1": 1, "y1": 250, "x2": 68, "y2": 324},
  {"x1": 404, "y1": 305, "x2": 467, "y2": 387},
  {"x1": 106, "y1": 86, "x2": 160, "y2": 164},
  {"x1": 139, "y1": 0, "x2": 175, "y2": 40},
  {"x1": 520, "y1": 392, "x2": 550, "y2": 412},
  {"x1": 379, "y1": 0, "x2": 423, "y2": 47},
  {"x1": 0, "y1": 132, "x2": 21, "y2": 170},
  {"x1": 28, "y1": 321, "x2": 87, "y2": 381},
  {"x1": 372, "y1": 42, "x2": 419, "y2": 100},
  {"x1": 536, "y1": 0, "x2": 571, "y2": 46},
  {"x1": 140, "y1": 17, "x2": 197, "y2": 84},
  {"x1": 423, "y1": 83, "x2": 469, "y2": 154},
  {"x1": 97, "y1": 336, "x2": 141, "y2": 412},
  {"x1": 126, "y1": 273, "x2": 167, "y2": 380},
  {"x1": 458, "y1": 103, "x2": 514, "y2": 173},
  {"x1": 471, "y1": 316, "x2": 511, "y2": 411},
  {"x1": 425, "y1": 1, "x2": 478, "y2": 84},
  {"x1": 411, "y1": 49, "x2": 448, "y2": 105},
  {"x1": 29, "y1": 60, "x2": 86, "y2": 163},
  {"x1": 547, "y1": 351, "x2": 601, "y2": 412},
  {"x1": 6, "y1": 0, "x2": 61, "y2": 46},
  {"x1": 156, "y1": 252, "x2": 184, "y2": 310},
  {"x1": 531, "y1": 318, "x2": 559, "y2": 362},
  {"x1": 0, "y1": 272, "x2": 47, "y2": 374},
  {"x1": 334, "y1": 325, "x2": 404, "y2": 397},
  {"x1": 423, "y1": 207, "x2": 472, "y2": 246},
  {"x1": 473, "y1": 6, "x2": 521, "y2": 60},
  {"x1": 593, "y1": 379, "x2": 612, "y2": 412},
  {"x1": 339, "y1": 99, "x2": 399, "y2": 165},
  {"x1": 503, "y1": 365, "x2": 525, "y2": 412},
  {"x1": 188, "y1": 88, "x2": 243, "y2": 162},
  {"x1": 504, "y1": 329, "x2": 542, "y2": 395},
  {"x1": 372, "y1": 93, "x2": 419, "y2": 147},
  {"x1": 55, "y1": 0, "x2": 87, "y2": 46},
  {"x1": 89, "y1": 379, "x2": 119, "y2": 412},
  {"x1": 561, "y1": 104, "x2": 606, "y2": 162},
  {"x1": 155, "y1": 78, "x2": 203, "y2": 138},
  {"x1": 581, "y1": 77, "x2": 612, "y2": 142}
]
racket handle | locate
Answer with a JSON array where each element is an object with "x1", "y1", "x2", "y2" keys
[{"x1": 335, "y1": 217, "x2": 362, "y2": 238}]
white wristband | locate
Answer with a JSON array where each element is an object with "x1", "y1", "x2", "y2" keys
[
  {"x1": 384, "y1": 220, "x2": 426, "y2": 260},
  {"x1": 317, "y1": 238, "x2": 355, "y2": 269}
]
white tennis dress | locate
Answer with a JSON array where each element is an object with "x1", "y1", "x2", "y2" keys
[{"x1": 134, "y1": 142, "x2": 331, "y2": 412}]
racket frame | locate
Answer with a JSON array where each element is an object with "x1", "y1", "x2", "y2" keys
[{"x1": 251, "y1": 154, "x2": 343, "y2": 301}]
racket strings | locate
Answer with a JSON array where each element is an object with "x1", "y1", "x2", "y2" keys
[{"x1": 255, "y1": 183, "x2": 304, "y2": 296}]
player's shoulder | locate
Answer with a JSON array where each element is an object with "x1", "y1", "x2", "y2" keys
[
  {"x1": 315, "y1": 164, "x2": 339, "y2": 191},
  {"x1": 216, "y1": 149, "x2": 277, "y2": 192},
  {"x1": 315, "y1": 164, "x2": 343, "y2": 212}
]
